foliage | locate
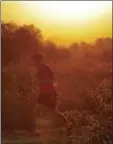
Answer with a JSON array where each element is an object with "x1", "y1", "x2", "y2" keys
[{"x1": 2, "y1": 22, "x2": 112, "y2": 143}]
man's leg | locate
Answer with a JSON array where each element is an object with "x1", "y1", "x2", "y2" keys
[{"x1": 55, "y1": 105, "x2": 68, "y2": 124}]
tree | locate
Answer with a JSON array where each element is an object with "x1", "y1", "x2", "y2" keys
[
  {"x1": 57, "y1": 47, "x2": 70, "y2": 60},
  {"x1": 2, "y1": 23, "x2": 43, "y2": 67},
  {"x1": 1, "y1": 22, "x2": 18, "y2": 67},
  {"x1": 42, "y1": 40, "x2": 58, "y2": 63},
  {"x1": 70, "y1": 42, "x2": 79, "y2": 53},
  {"x1": 1, "y1": 22, "x2": 43, "y2": 131},
  {"x1": 95, "y1": 38, "x2": 112, "y2": 62}
]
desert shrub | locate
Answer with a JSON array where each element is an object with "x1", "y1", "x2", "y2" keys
[{"x1": 2, "y1": 64, "x2": 38, "y2": 131}]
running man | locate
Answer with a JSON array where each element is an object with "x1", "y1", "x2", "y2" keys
[{"x1": 33, "y1": 53, "x2": 68, "y2": 126}]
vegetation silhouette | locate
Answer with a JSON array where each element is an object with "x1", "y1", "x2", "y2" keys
[{"x1": 2, "y1": 22, "x2": 112, "y2": 143}]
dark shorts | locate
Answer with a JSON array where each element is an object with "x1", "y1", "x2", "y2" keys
[{"x1": 37, "y1": 92, "x2": 57, "y2": 109}]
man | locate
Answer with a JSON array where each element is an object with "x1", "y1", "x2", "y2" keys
[{"x1": 34, "y1": 53, "x2": 68, "y2": 127}]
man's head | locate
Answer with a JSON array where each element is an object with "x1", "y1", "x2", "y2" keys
[{"x1": 33, "y1": 53, "x2": 44, "y2": 65}]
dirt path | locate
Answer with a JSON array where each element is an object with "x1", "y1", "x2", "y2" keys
[
  {"x1": 2, "y1": 126, "x2": 112, "y2": 144},
  {"x1": 2, "y1": 128, "x2": 67, "y2": 144}
]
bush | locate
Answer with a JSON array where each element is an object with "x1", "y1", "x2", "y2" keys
[{"x1": 2, "y1": 64, "x2": 38, "y2": 131}]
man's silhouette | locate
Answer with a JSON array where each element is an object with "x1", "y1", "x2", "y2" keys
[{"x1": 34, "y1": 53, "x2": 68, "y2": 126}]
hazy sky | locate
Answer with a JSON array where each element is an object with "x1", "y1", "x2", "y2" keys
[{"x1": 1, "y1": 1, "x2": 112, "y2": 46}]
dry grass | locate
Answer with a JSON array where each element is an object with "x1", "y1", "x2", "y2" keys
[{"x1": 2, "y1": 56, "x2": 112, "y2": 144}]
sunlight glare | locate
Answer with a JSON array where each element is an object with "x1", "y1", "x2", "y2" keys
[{"x1": 22, "y1": 1, "x2": 110, "y2": 23}]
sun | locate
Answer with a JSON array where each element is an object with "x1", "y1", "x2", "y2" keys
[{"x1": 21, "y1": 1, "x2": 109, "y2": 25}]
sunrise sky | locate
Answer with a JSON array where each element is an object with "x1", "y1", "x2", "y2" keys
[{"x1": 1, "y1": 1, "x2": 112, "y2": 46}]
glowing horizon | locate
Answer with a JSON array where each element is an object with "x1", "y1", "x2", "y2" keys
[{"x1": 1, "y1": 1, "x2": 112, "y2": 46}]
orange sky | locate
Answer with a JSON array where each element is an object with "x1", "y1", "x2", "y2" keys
[{"x1": 1, "y1": 1, "x2": 112, "y2": 46}]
